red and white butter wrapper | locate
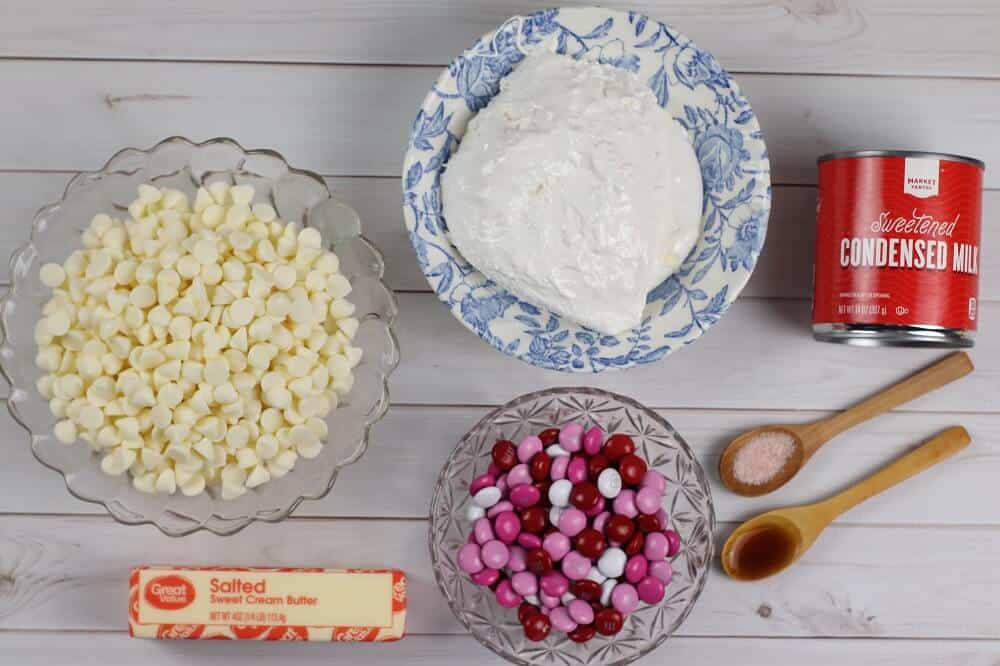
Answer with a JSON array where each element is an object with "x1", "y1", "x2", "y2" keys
[{"x1": 129, "y1": 566, "x2": 406, "y2": 641}]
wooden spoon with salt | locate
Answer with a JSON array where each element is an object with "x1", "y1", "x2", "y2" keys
[{"x1": 719, "y1": 352, "x2": 974, "y2": 497}]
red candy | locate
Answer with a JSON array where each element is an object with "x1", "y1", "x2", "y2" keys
[
  {"x1": 491, "y1": 440, "x2": 518, "y2": 471},
  {"x1": 624, "y1": 532, "x2": 645, "y2": 557},
  {"x1": 636, "y1": 513, "x2": 661, "y2": 534},
  {"x1": 569, "y1": 482, "x2": 601, "y2": 512},
  {"x1": 606, "y1": 515, "x2": 635, "y2": 544},
  {"x1": 518, "y1": 601, "x2": 537, "y2": 625},
  {"x1": 571, "y1": 579, "x2": 602, "y2": 602},
  {"x1": 617, "y1": 454, "x2": 647, "y2": 485},
  {"x1": 594, "y1": 607, "x2": 624, "y2": 636},
  {"x1": 526, "y1": 548, "x2": 553, "y2": 575},
  {"x1": 567, "y1": 624, "x2": 596, "y2": 643},
  {"x1": 538, "y1": 428, "x2": 560, "y2": 446},
  {"x1": 587, "y1": 453, "x2": 610, "y2": 480},
  {"x1": 520, "y1": 507, "x2": 547, "y2": 534},
  {"x1": 530, "y1": 452, "x2": 552, "y2": 481},
  {"x1": 573, "y1": 528, "x2": 607, "y2": 559},
  {"x1": 523, "y1": 612, "x2": 551, "y2": 641},
  {"x1": 604, "y1": 434, "x2": 635, "y2": 461}
]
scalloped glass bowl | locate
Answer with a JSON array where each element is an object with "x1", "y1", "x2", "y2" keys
[
  {"x1": 0, "y1": 137, "x2": 399, "y2": 536},
  {"x1": 429, "y1": 388, "x2": 715, "y2": 665}
]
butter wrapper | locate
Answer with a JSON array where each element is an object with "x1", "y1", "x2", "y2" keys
[{"x1": 129, "y1": 566, "x2": 406, "y2": 641}]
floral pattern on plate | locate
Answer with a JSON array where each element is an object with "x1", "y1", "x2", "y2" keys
[{"x1": 403, "y1": 7, "x2": 770, "y2": 372}]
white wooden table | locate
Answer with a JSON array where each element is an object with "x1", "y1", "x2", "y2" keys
[{"x1": 1, "y1": 1, "x2": 998, "y2": 663}]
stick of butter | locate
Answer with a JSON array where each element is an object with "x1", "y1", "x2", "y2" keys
[{"x1": 129, "y1": 566, "x2": 406, "y2": 641}]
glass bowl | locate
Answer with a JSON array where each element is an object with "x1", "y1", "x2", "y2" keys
[
  {"x1": 0, "y1": 136, "x2": 399, "y2": 536},
  {"x1": 428, "y1": 387, "x2": 715, "y2": 665}
]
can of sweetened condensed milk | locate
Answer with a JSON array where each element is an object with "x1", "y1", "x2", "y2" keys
[{"x1": 812, "y1": 150, "x2": 985, "y2": 347}]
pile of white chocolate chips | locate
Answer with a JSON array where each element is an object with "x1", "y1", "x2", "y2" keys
[{"x1": 33, "y1": 183, "x2": 361, "y2": 499}]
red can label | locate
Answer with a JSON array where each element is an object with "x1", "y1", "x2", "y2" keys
[{"x1": 813, "y1": 155, "x2": 983, "y2": 330}]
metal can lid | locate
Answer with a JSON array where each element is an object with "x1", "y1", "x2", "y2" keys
[{"x1": 817, "y1": 149, "x2": 985, "y2": 170}]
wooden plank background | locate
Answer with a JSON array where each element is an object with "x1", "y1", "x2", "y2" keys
[{"x1": 0, "y1": 1, "x2": 997, "y2": 663}]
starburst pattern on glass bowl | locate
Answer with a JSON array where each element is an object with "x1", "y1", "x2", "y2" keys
[
  {"x1": 0, "y1": 136, "x2": 399, "y2": 536},
  {"x1": 429, "y1": 387, "x2": 714, "y2": 665}
]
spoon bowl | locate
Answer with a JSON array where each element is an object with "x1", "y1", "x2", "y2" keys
[
  {"x1": 721, "y1": 510, "x2": 808, "y2": 581},
  {"x1": 718, "y1": 425, "x2": 806, "y2": 497}
]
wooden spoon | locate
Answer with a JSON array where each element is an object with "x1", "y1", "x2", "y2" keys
[
  {"x1": 719, "y1": 352, "x2": 974, "y2": 497},
  {"x1": 721, "y1": 426, "x2": 971, "y2": 581}
]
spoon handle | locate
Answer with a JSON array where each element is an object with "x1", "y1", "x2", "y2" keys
[
  {"x1": 817, "y1": 426, "x2": 971, "y2": 520},
  {"x1": 807, "y1": 352, "x2": 974, "y2": 449}
]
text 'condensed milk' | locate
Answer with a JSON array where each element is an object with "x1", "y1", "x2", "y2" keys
[{"x1": 812, "y1": 150, "x2": 985, "y2": 347}]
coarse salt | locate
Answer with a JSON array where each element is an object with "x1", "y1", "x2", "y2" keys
[{"x1": 731, "y1": 430, "x2": 796, "y2": 486}]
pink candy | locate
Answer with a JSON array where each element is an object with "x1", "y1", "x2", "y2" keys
[
  {"x1": 469, "y1": 473, "x2": 495, "y2": 495},
  {"x1": 457, "y1": 543, "x2": 484, "y2": 574},
  {"x1": 493, "y1": 511, "x2": 521, "y2": 543},
  {"x1": 473, "y1": 518, "x2": 494, "y2": 545},
  {"x1": 568, "y1": 599, "x2": 594, "y2": 625},
  {"x1": 625, "y1": 554, "x2": 648, "y2": 584},
  {"x1": 507, "y1": 545, "x2": 528, "y2": 572},
  {"x1": 644, "y1": 532, "x2": 669, "y2": 561},
  {"x1": 481, "y1": 540, "x2": 510, "y2": 569},
  {"x1": 511, "y1": 571, "x2": 538, "y2": 596},
  {"x1": 550, "y1": 455, "x2": 569, "y2": 481},
  {"x1": 487, "y1": 500, "x2": 514, "y2": 519},
  {"x1": 566, "y1": 456, "x2": 588, "y2": 483},
  {"x1": 549, "y1": 605, "x2": 577, "y2": 633},
  {"x1": 510, "y1": 484, "x2": 541, "y2": 508},
  {"x1": 540, "y1": 591, "x2": 561, "y2": 609},
  {"x1": 611, "y1": 582, "x2": 639, "y2": 615},
  {"x1": 507, "y1": 463, "x2": 532, "y2": 487},
  {"x1": 561, "y1": 551, "x2": 591, "y2": 580},
  {"x1": 583, "y1": 426, "x2": 604, "y2": 455},
  {"x1": 558, "y1": 423, "x2": 584, "y2": 453},
  {"x1": 517, "y1": 533, "x2": 542, "y2": 550},
  {"x1": 613, "y1": 489, "x2": 638, "y2": 518},
  {"x1": 539, "y1": 571, "x2": 569, "y2": 597},
  {"x1": 517, "y1": 436, "x2": 543, "y2": 463},
  {"x1": 635, "y1": 487, "x2": 662, "y2": 515},
  {"x1": 641, "y1": 469, "x2": 667, "y2": 493},
  {"x1": 495, "y1": 579, "x2": 521, "y2": 608},
  {"x1": 471, "y1": 567, "x2": 500, "y2": 587},
  {"x1": 648, "y1": 560, "x2": 673, "y2": 584},
  {"x1": 664, "y1": 529, "x2": 682, "y2": 557},
  {"x1": 592, "y1": 511, "x2": 610, "y2": 533},
  {"x1": 543, "y1": 532, "x2": 571, "y2": 561},
  {"x1": 558, "y1": 508, "x2": 587, "y2": 537},
  {"x1": 636, "y1": 575, "x2": 666, "y2": 604}
]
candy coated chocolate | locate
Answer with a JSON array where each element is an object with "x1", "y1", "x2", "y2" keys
[
  {"x1": 569, "y1": 481, "x2": 601, "y2": 511},
  {"x1": 573, "y1": 528, "x2": 607, "y2": 559},
  {"x1": 571, "y1": 579, "x2": 602, "y2": 602},
  {"x1": 617, "y1": 454, "x2": 647, "y2": 486},
  {"x1": 520, "y1": 506, "x2": 547, "y2": 534},
  {"x1": 523, "y1": 611, "x2": 551, "y2": 641},
  {"x1": 559, "y1": 422, "x2": 584, "y2": 453},
  {"x1": 603, "y1": 434, "x2": 635, "y2": 461},
  {"x1": 530, "y1": 452, "x2": 552, "y2": 481},
  {"x1": 594, "y1": 607, "x2": 624, "y2": 636},
  {"x1": 605, "y1": 515, "x2": 635, "y2": 544},
  {"x1": 538, "y1": 428, "x2": 560, "y2": 445},
  {"x1": 582, "y1": 426, "x2": 604, "y2": 455},
  {"x1": 491, "y1": 440, "x2": 517, "y2": 471},
  {"x1": 526, "y1": 548, "x2": 553, "y2": 575}
]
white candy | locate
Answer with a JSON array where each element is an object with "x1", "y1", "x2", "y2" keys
[
  {"x1": 465, "y1": 504, "x2": 486, "y2": 522},
  {"x1": 473, "y1": 486, "x2": 502, "y2": 508},
  {"x1": 523, "y1": 594, "x2": 540, "y2": 607},
  {"x1": 545, "y1": 444, "x2": 570, "y2": 458},
  {"x1": 597, "y1": 547, "x2": 627, "y2": 579},
  {"x1": 583, "y1": 567, "x2": 606, "y2": 586},
  {"x1": 33, "y1": 184, "x2": 362, "y2": 498},
  {"x1": 561, "y1": 592, "x2": 576, "y2": 604},
  {"x1": 600, "y1": 579, "x2": 617, "y2": 606},
  {"x1": 548, "y1": 478, "x2": 572, "y2": 507},
  {"x1": 548, "y1": 505, "x2": 563, "y2": 527},
  {"x1": 597, "y1": 467, "x2": 623, "y2": 499}
]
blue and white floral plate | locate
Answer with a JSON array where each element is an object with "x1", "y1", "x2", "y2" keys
[{"x1": 402, "y1": 6, "x2": 770, "y2": 373}]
